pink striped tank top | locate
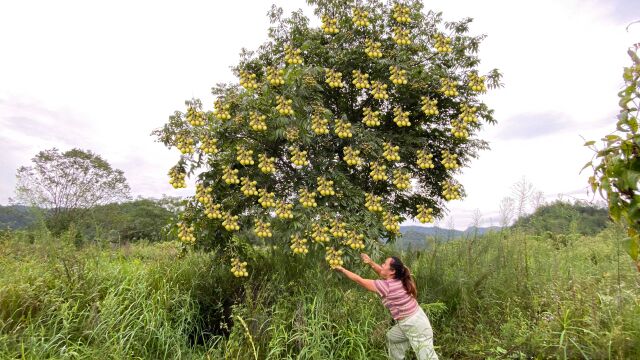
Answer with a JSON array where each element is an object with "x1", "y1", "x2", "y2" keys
[{"x1": 373, "y1": 279, "x2": 419, "y2": 320}]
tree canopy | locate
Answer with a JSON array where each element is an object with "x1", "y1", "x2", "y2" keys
[
  {"x1": 154, "y1": 0, "x2": 501, "y2": 274},
  {"x1": 14, "y1": 148, "x2": 131, "y2": 233}
]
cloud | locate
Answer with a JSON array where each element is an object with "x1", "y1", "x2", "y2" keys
[
  {"x1": 496, "y1": 112, "x2": 573, "y2": 140},
  {"x1": 608, "y1": 0, "x2": 640, "y2": 24}
]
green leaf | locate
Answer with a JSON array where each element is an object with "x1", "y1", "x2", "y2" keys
[
  {"x1": 622, "y1": 236, "x2": 639, "y2": 261},
  {"x1": 583, "y1": 140, "x2": 595, "y2": 146},
  {"x1": 604, "y1": 135, "x2": 621, "y2": 142}
]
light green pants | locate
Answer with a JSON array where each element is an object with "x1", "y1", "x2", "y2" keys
[{"x1": 386, "y1": 307, "x2": 439, "y2": 360}]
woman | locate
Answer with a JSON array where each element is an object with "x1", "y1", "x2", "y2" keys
[{"x1": 334, "y1": 253, "x2": 439, "y2": 360}]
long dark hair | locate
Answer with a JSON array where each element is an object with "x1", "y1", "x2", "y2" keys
[{"x1": 390, "y1": 256, "x2": 417, "y2": 298}]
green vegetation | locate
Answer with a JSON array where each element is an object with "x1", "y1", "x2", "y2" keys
[
  {"x1": 513, "y1": 200, "x2": 609, "y2": 236},
  {"x1": 585, "y1": 47, "x2": 640, "y2": 270},
  {"x1": 2, "y1": 224, "x2": 638, "y2": 359}
]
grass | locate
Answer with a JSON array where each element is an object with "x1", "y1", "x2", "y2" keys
[{"x1": 1, "y1": 224, "x2": 639, "y2": 359}]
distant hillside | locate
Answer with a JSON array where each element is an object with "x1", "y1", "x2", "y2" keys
[
  {"x1": 513, "y1": 200, "x2": 609, "y2": 236},
  {"x1": 395, "y1": 225, "x2": 501, "y2": 249},
  {"x1": 0, "y1": 205, "x2": 39, "y2": 229}
]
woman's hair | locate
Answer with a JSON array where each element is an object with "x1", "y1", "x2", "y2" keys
[{"x1": 390, "y1": 256, "x2": 417, "y2": 298}]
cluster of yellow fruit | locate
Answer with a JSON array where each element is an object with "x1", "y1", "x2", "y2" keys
[
  {"x1": 330, "y1": 219, "x2": 348, "y2": 238},
  {"x1": 285, "y1": 126, "x2": 299, "y2": 141},
  {"x1": 383, "y1": 142, "x2": 401, "y2": 161},
  {"x1": 222, "y1": 212, "x2": 240, "y2": 231},
  {"x1": 362, "y1": 107, "x2": 381, "y2": 127},
  {"x1": 317, "y1": 177, "x2": 336, "y2": 196},
  {"x1": 344, "y1": 231, "x2": 366, "y2": 250},
  {"x1": 440, "y1": 78, "x2": 459, "y2": 97},
  {"x1": 168, "y1": 166, "x2": 187, "y2": 189},
  {"x1": 389, "y1": 66, "x2": 408, "y2": 85},
  {"x1": 441, "y1": 150, "x2": 459, "y2": 170},
  {"x1": 231, "y1": 258, "x2": 249, "y2": 277},
  {"x1": 392, "y1": 169, "x2": 411, "y2": 190},
  {"x1": 186, "y1": 106, "x2": 206, "y2": 126},
  {"x1": 299, "y1": 188, "x2": 318, "y2": 207},
  {"x1": 365, "y1": 193, "x2": 384, "y2": 212},
  {"x1": 258, "y1": 154, "x2": 275, "y2": 174},
  {"x1": 392, "y1": 27, "x2": 411, "y2": 46},
  {"x1": 442, "y1": 180, "x2": 461, "y2": 201},
  {"x1": 289, "y1": 146, "x2": 309, "y2": 166},
  {"x1": 175, "y1": 133, "x2": 195, "y2": 154},
  {"x1": 334, "y1": 118, "x2": 353, "y2": 138},
  {"x1": 365, "y1": 39, "x2": 383, "y2": 58},
  {"x1": 371, "y1": 81, "x2": 389, "y2": 100},
  {"x1": 311, "y1": 113, "x2": 330, "y2": 135},
  {"x1": 249, "y1": 112, "x2": 267, "y2": 132},
  {"x1": 310, "y1": 223, "x2": 330, "y2": 243},
  {"x1": 326, "y1": 247, "x2": 344, "y2": 268},
  {"x1": 468, "y1": 71, "x2": 487, "y2": 92},
  {"x1": 266, "y1": 66, "x2": 285, "y2": 86},
  {"x1": 236, "y1": 146, "x2": 254, "y2": 165},
  {"x1": 196, "y1": 183, "x2": 213, "y2": 204},
  {"x1": 240, "y1": 177, "x2": 258, "y2": 196},
  {"x1": 321, "y1": 15, "x2": 339, "y2": 34},
  {"x1": 416, "y1": 150, "x2": 435, "y2": 169},
  {"x1": 213, "y1": 99, "x2": 232, "y2": 120},
  {"x1": 178, "y1": 222, "x2": 196, "y2": 244},
  {"x1": 222, "y1": 166, "x2": 240, "y2": 185},
  {"x1": 199, "y1": 136, "x2": 218, "y2": 154},
  {"x1": 276, "y1": 96, "x2": 294, "y2": 116},
  {"x1": 392, "y1": 3, "x2": 411, "y2": 23},
  {"x1": 254, "y1": 219, "x2": 273, "y2": 238},
  {"x1": 352, "y1": 8, "x2": 370, "y2": 27},
  {"x1": 352, "y1": 70, "x2": 370, "y2": 89},
  {"x1": 451, "y1": 119, "x2": 469, "y2": 139},
  {"x1": 258, "y1": 189, "x2": 276, "y2": 208},
  {"x1": 421, "y1": 96, "x2": 439, "y2": 116},
  {"x1": 343, "y1": 146, "x2": 363, "y2": 166},
  {"x1": 393, "y1": 106, "x2": 411, "y2": 127},
  {"x1": 284, "y1": 45, "x2": 303, "y2": 65},
  {"x1": 325, "y1": 68, "x2": 344, "y2": 88},
  {"x1": 370, "y1": 162, "x2": 388, "y2": 181},
  {"x1": 275, "y1": 200, "x2": 294, "y2": 219},
  {"x1": 239, "y1": 70, "x2": 258, "y2": 91},
  {"x1": 205, "y1": 202, "x2": 223, "y2": 219},
  {"x1": 416, "y1": 205, "x2": 435, "y2": 223},
  {"x1": 383, "y1": 211, "x2": 401, "y2": 233},
  {"x1": 433, "y1": 33, "x2": 453, "y2": 53},
  {"x1": 459, "y1": 104, "x2": 478, "y2": 124},
  {"x1": 290, "y1": 234, "x2": 309, "y2": 254}
]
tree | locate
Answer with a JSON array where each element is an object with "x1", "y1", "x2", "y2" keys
[
  {"x1": 498, "y1": 196, "x2": 515, "y2": 228},
  {"x1": 13, "y1": 148, "x2": 131, "y2": 233},
  {"x1": 585, "y1": 45, "x2": 640, "y2": 271},
  {"x1": 153, "y1": 0, "x2": 501, "y2": 275}
]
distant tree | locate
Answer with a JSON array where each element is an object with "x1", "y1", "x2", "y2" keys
[
  {"x1": 82, "y1": 198, "x2": 174, "y2": 242},
  {"x1": 498, "y1": 196, "x2": 515, "y2": 228},
  {"x1": 13, "y1": 148, "x2": 131, "y2": 234},
  {"x1": 512, "y1": 176, "x2": 534, "y2": 219}
]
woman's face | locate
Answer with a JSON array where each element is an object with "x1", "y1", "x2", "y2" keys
[{"x1": 380, "y1": 257, "x2": 396, "y2": 279}]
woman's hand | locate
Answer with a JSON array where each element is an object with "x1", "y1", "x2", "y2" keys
[
  {"x1": 333, "y1": 265, "x2": 344, "y2": 272},
  {"x1": 360, "y1": 253, "x2": 372, "y2": 264}
]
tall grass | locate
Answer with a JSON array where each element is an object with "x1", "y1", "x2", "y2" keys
[{"x1": 1, "y1": 225, "x2": 638, "y2": 359}]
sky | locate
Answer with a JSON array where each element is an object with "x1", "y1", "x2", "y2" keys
[{"x1": 1, "y1": 0, "x2": 638, "y2": 230}]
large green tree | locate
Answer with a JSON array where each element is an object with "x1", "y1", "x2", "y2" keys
[
  {"x1": 14, "y1": 148, "x2": 131, "y2": 233},
  {"x1": 154, "y1": 0, "x2": 500, "y2": 275}
]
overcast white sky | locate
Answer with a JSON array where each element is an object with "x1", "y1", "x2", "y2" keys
[{"x1": 1, "y1": 0, "x2": 638, "y2": 229}]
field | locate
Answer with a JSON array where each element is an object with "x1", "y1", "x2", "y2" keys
[{"x1": 1, "y1": 225, "x2": 639, "y2": 359}]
